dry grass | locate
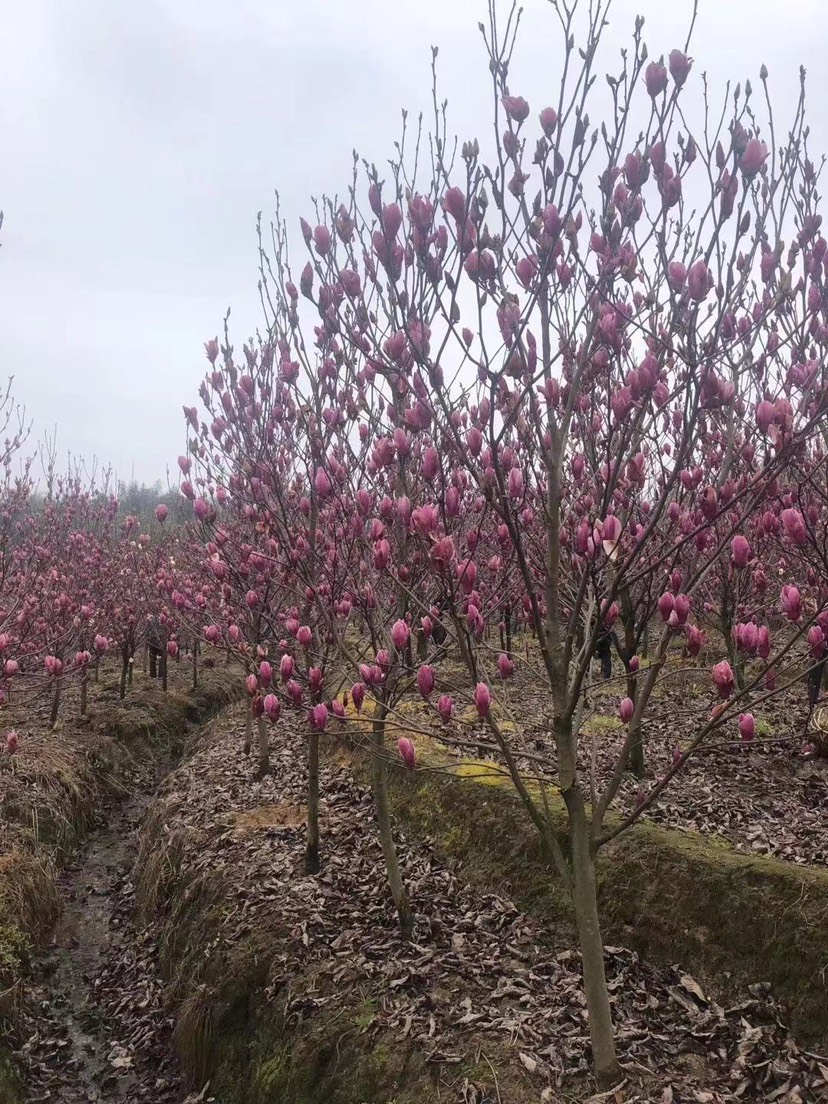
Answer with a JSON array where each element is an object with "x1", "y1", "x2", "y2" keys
[{"x1": 232, "y1": 803, "x2": 307, "y2": 832}]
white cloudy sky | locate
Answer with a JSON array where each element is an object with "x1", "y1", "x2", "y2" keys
[{"x1": 1, "y1": 0, "x2": 825, "y2": 485}]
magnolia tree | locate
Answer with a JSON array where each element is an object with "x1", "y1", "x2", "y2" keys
[{"x1": 184, "y1": 0, "x2": 828, "y2": 1084}]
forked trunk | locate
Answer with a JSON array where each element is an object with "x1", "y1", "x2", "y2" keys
[
  {"x1": 371, "y1": 713, "x2": 413, "y2": 937},
  {"x1": 305, "y1": 729, "x2": 320, "y2": 874}
]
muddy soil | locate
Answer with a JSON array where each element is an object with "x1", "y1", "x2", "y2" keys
[{"x1": 13, "y1": 761, "x2": 200, "y2": 1104}]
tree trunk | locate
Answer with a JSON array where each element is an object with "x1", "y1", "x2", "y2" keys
[
  {"x1": 192, "y1": 640, "x2": 198, "y2": 690},
  {"x1": 119, "y1": 657, "x2": 128, "y2": 700},
  {"x1": 161, "y1": 651, "x2": 168, "y2": 692},
  {"x1": 244, "y1": 699, "x2": 253, "y2": 755},
  {"x1": 80, "y1": 667, "x2": 88, "y2": 717},
  {"x1": 568, "y1": 791, "x2": 620, "y2": 1087},
  {"x1": 94, "y1": 657, "x2": 100, "y2": 683},
  {"x1": 128, "y1": 658, "x2": 134, "y2": 688},
  {"x1": 256, "y1": 714, "x2": 269, "y2": 778},
  {"x1": 371, "y1": 714, "x2": 413, "y2": 937},
  {"x1": 142, "y1": 646, "x2": 148, "y2": 674},
  {"x1": 305, "y1": 730, "x2": 320, "y2": 874},
  {"x1": 149, "y1": 649, "x2": 157, "y2": 679},
  {"x1": 49, "y1": 678, "x2": 62, "y2": 729}
]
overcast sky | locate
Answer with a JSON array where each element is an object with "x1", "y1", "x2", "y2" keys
[{"x1": 1, "y1": 0, "x2": 825, "y2": 487}]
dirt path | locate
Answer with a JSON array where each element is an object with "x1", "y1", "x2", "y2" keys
[{"x1": 14, "y1": 768, "x2": 197, "y2": 1103}]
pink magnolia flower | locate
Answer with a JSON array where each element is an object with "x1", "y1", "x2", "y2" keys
[
  {"x1": 155, "y1": 504, "x2": 169, "y2": 523},
  {"x1": 5, "y1": 730, "x2": 18, "y2": 755},
  {"x1": 263, "y1": 694, "x2": 281, "y2": 722},
  {"x1": 310, "y1": 703, "x2": 328, "y2": 732},
  {"x1": 687, "y1": 260, "x2": 709, "y2": 302},
  {"x1": 738, "y1": 713, "x2": 756, "y2": 742},
  {"x1": 417, "y1": 665, "x2": 435, "y2": 698},
  {"x1": 645, "y1": 61, "x2": 668, "y2": 98},
  {"x1": 474, "y1": 683, "x2": 492, "y2": 718},
  {"x1": 781, "y1": 585, "x2": 802, "y2": 622},
  {"x1": 730, "y1": 534, "x2": 751, "y2": 568},
  {"x1": 391, "y1": 619, "x2": 410, "y2": 652},
  {"x1": 397, "y1": 736, "x2": 416, "y2": 770},
  {"x1": 668, "y1": 49, "x2": 692, "y2": 88},
  {"x1": 539, "y1": 106, "x2": 558, "y2": 137},
  {"x1": 619, "y1": 697, "x2": 635, "y2": 724},
  {"x1": 497, "y1": 653, "x2": 514, "y2": 680},
  {"x1": 245, "y1": 674, "x2": 258, "y2": 696},
  {"x1": 351, "y1": 682, "x2": 366, "y2": 712},
  {"x1": 740, "y1": 139, "x2": 768, "y2": 179},
  {"x1": 781, "y1": 508, "x2": 807, "y2": 546},
  {"x1": 711, "y1": 660, "x2": 735, "y2": 698},
  {"x1": 258, "y1": 661, "x2": 273, "y2": 686}
]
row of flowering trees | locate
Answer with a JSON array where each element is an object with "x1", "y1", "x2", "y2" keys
[
  {"x1": 176, "y1": 0, "x2": 828, "y2": 1082},
  {"x1": 0, "y1": 422, "x2": 192, "y2": 730},
  {"x1": 0, "y1": 0, "x2": 809, "y2": 1087}
]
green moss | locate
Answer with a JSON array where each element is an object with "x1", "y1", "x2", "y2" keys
[{"x1": 383, "y1": 761, "x2": 828, "y2": 1045}]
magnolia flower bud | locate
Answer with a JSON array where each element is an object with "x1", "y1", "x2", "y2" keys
[
  {"x1": 474, "y1": 682, "x2": 491, "y2": 718},
  {"x1": 645, "y1": 61, "x2": 668, "y2": 98},
  {"x1": 351, "y1": 682, "x2": 366, "y2": 712},
  {"x1": 502, "y1": 95, "x2": 530, "y2": 122},
  {"x1": 310, "y1": 703, "x2": 328, "y2": 731},
  {"x1": 619, "y1": 697, "x2": 635, "y2": 724},
  {"x1": 258, "y1": 661, "x2": 273, "y2": 686},
  {"x1": 94, "y1": 634, "x2": 109, "y2": 653},
  {"x1": 808, "y1": 625, "x2": 826, "y2": 659},
  {"x1": 657, "y1": 592, "x2": 675, "y2": 622},
  {"x1": 417, "y1": 665, "x2": 435, "y2": 698},
  {"x1": 781, "y1": 508, "x2": 807, "y2": 547},
  {"x1": 263, "y1": 694, "x2": 281, "y2": 722},
  {"x1": 687, "y1": 260, "x2": 709, "y2": 302},
  {"x1": 740, "y1": 139, "x2": 768, "y2": 179},
  {"x1": 781, "y1": 584, "x2": 802, "y2": 622},
  {"x1": 497, "y1": 653, "x2": 514, "y2": 680},
  {"x1": 731, "y1": 534, "x2": 751, "y2": 568},
  {"x1": 245, "y1": 674, "x2": 258, "y2": 696},
  {"x1": 711, "y1": 660, "x2": 735, "y2": 698},
  {"x1": 739, "y1": 713, "x2": 755, "y2": 742},
  {"x1": 539, "y1": 106, "x2": 558, "y2": 137},
  {"x1": 155, "y1": 504, "x2": 169, "y2": 523},
  {"x1": 391, "y1": 619, "x2": 410, "y2": 651},
  {"x1": 668, "y1": 49, "x2": 692, "y2": 88},
  {"x1": 297, "y1": 625, "x2": 313, "y2": 648},
  {"x1": 398, "y1": 736, "x2": 416, "y2": 770}
]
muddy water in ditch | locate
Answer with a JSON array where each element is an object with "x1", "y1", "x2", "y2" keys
[{"x1": 15, "y1": 769, "x2": 201, "y2": 1103}]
